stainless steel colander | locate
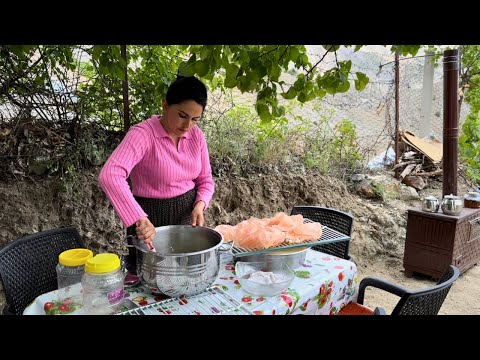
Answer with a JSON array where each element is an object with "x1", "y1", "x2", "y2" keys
[{"x1": 132, "y1": 225, "x2": 230, "y2": 297}]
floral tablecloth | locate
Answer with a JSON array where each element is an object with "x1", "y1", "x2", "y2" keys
[
  {"x1": 23, "y1": 249, "x2": 357, "y2": 315},
  {"x1": 214, "y1": 250, "x2": 358, "y2": 315}
]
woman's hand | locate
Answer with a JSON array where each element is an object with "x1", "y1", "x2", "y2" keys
[
  {"x1": 192, "y1": 201, "x2": 205, "y2": 226},
  {"x1": 135, "y1": 216, "x2": 155, "y2": 245}
]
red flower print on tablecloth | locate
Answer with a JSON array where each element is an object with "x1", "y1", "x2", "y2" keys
[
  {"x1": 283, "y1": 289, "x2": 300, "y2": 315},
  {"x1": 44, "y1": 299, "x2": 80, "y2": 315},
  {"x1": 233, "y1": 279, "x2": 241, "y2": 289},
  {"x1": 225, "y1": 264, "x2": 235, "y2": 271},
  {"x1": 299, "y1": 299, "x2": 310, "y2": 311},
  {"x1": 313, "y1": 280, "x2": 333, "y2": 309},
  {"x1": 241, "y1": 295, "x2": 253, "y2": 303},
  {"x1": 178, "y1": 299, "x2": 188, "y2": 305},
  {"x1": 281, "y1": 294, "x2": 293, "y2": 307},
  {"x1": 154, "y1": 294, "x2": 168, "y2": 302},
  {"x1": 132, "y1": 295, "x2": 147, "y2": 303},
  {"x1": 319, "y1": 283, "x2": 326, "y2": 295}
]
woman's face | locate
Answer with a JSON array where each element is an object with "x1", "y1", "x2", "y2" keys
[{"x1": 162, "y1": 99, "x2": 203, "y2": 137}]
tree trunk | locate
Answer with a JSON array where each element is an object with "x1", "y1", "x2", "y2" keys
[{"x1": 121, "y1": 45, "x2": 130, "y2": 133}]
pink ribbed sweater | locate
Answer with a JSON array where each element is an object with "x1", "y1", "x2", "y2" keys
[{"x1": 98, "y1": 115, "x2": 215, "y2": 227}]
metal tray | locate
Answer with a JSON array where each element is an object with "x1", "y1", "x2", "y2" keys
[
  {"x1": 233, "y1": 246, "x2": 309, "y2": 269},
  {"x1": 231, "y1": 222, "x2": 350, "y2": 258},
  {"x1": 115, "y1": 286, "x2": 253, "y2": 315}
]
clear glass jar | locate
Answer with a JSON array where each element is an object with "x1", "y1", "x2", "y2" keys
[
  {"x1": 82, "y1": 253, "x2": 125, "y2": 315},
  {"x1": 56, "y1": 248, "x2": 93, "y2": 306}
]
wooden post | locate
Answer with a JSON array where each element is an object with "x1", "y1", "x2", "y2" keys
[
  {"x1": 442, "y1": 49, "x2": 459, "y2": 197},
  {"x1": 395, "y1": 51, "x2": 400, "y2": 178}
]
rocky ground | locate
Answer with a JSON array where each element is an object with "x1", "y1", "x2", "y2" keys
[{"x1": 1, "y1": 169, "x2": 478, "y2": 314}]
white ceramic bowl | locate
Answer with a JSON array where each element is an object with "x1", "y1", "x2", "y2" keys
[{"x1": 235, "y1": 260, "x2": 294, "y2": 297}]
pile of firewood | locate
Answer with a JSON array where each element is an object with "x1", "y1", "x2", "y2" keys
[{"x1": 393, "y1": 148, "x2": 442, "y2": 190}]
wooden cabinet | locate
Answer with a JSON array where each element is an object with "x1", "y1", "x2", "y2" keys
[{"x1": 403, "y1": 207, "x2": 480, "y2": 279}]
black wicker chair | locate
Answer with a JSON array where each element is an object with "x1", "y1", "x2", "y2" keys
[
  {"x1": 339, "y1": 265, "x2": 460, "y2": 315},
  {"x1": 0, "y1": 227, "x2": 85, "y2": 315},
  {"x1": 290, "y1": 206, "x2": 353, "y2": 260}
]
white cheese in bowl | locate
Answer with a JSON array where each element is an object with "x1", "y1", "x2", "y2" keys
[{"x1": 245, "y1": 271, "x2": 288, "y2": 284}]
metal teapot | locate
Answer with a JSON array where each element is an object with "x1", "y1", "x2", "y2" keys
[
  {"x1": 441, "y1": 194, "x2": 464, "y2": 216},
  {"x1": 422, "y1": 195, "x2": 440, "y2": 213}
]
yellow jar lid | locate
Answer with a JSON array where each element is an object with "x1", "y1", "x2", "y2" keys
[
  {"x1": 85, "y1": 253, "x2": 121, "y2": 274},
  {"x1": 59, "y1": 248, "x2": 94, "y2": 266}
]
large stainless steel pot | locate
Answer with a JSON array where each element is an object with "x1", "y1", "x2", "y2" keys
[{"x1": 131, "y1": 225, "x2": 229, "y2": 297}]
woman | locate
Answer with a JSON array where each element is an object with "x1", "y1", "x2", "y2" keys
[{"x1": 98, "y1": 76, "x2": 215, "y2": 275}]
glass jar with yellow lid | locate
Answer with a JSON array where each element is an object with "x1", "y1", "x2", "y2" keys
[
  {"x1": 56, "y1": 248, "x2": 93, "y2": 306},
  {"x1": 81, "y1": 253, "x2": 125, "y2": 315}
]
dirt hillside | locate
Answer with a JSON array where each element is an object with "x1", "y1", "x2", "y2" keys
[{"x1": 1, "y1": 170, "x2": 478, "y2": 314}]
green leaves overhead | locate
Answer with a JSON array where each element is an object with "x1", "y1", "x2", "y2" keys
[
  {"x1": 322, "y1": 45, "x2": 341, "y2": 52},
  {"x1": 194, "y1": 60, "x2": 209, "y2": 77},
  {"x1": 353, "y1": 45, "x2": 363, "y2": 52},
  {"x1": 390, "y1": 45, "x2": 421, "y2": 56},
  {"x1": 7, "y1": 45, "x2": 36, "y2": 57},
  {"x1": 281, "y1": 87, "x2": 297, "y2": 100},
  {"x1": 256, "y1": 101, "x2": 272, "y2": 123},
  {"x1": 92, "y1": 45, "x2": 126, "y2": 81},
  {"x1": 178, "y1": 54, "x2": 197, "y2": 77},
  {"x1": 458, "y1": 45, "x2": 480, "y2": 183},
  {"x1": 180, "y1": 45, "x2": 383, "y2": 121},
  {"x1": 354, "y1": 72, "x2": 369, "y2": 91},
  {"x1": 0, "y1": 44, "x2": 422, "y2": 131},
  {"x1": 316, "y1": 60, "x2": 352, "y2": 95}
]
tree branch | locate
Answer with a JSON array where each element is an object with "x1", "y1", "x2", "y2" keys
[
  {"x1": 38, "y1": 46, "x2": 63, "y2": 122},
  {"x1": 278, "y1": 45, "x2": 289, "y2": 64},
  {"x1": 305, "y1": 46, "x2": 333, "y2": 80},
  {"x1": 259, "y1": 46, "x2": 280, "y2": 58}
]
